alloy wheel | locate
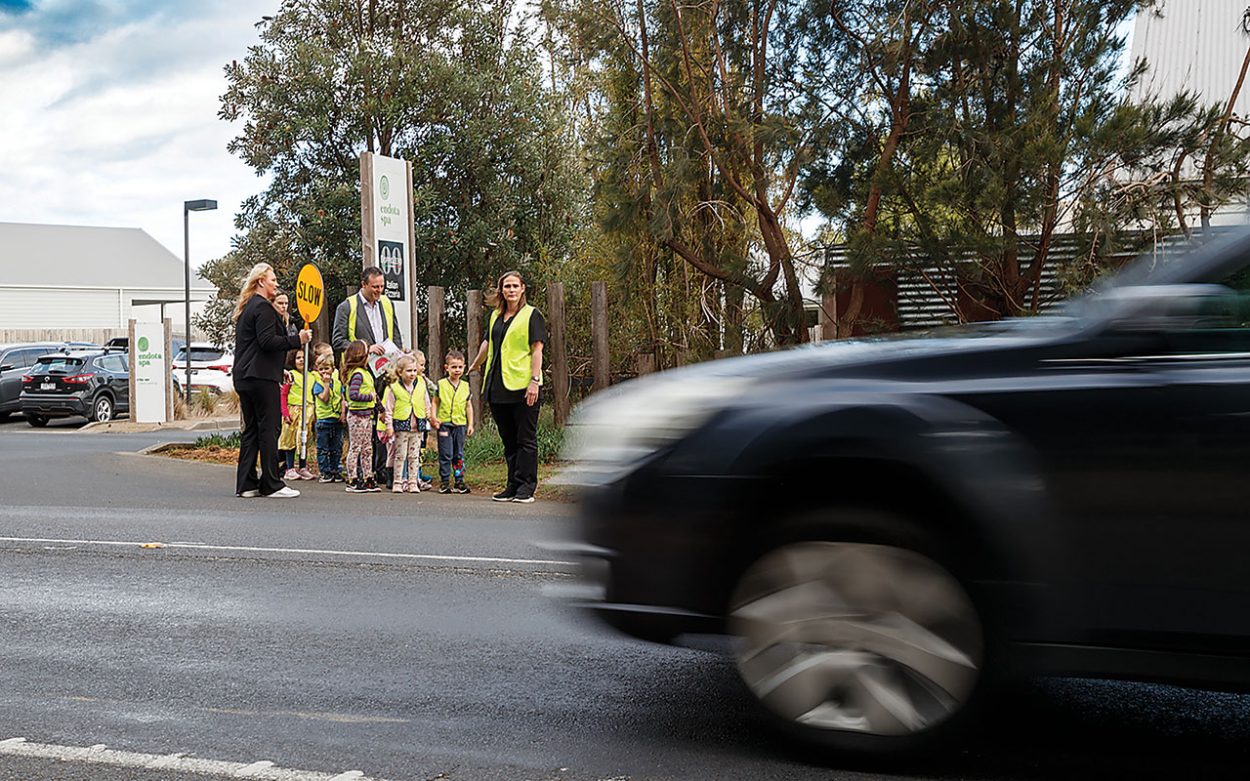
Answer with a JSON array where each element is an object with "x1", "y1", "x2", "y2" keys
[
  {"x1": 729, "y1": 541, "x2": 982, "y2": 737},
  {"x1": 93, "y1": 396, "x2": 113, "y2": 423}
]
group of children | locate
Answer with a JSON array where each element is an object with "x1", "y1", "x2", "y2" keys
[{"x1": 277, "y1": 341, "x2": 475, "y2": 495}]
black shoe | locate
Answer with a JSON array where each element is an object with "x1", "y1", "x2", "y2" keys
[
  {"x1": 439, "y1": 483, "x2": 451, "y2": 494},
  {"x1": 364, "y1": 476, "x2": 381, "y2": 493},
  {"x1": 492, "y1": 489, "x2": 516, "y2": 502},
  {"x1": 512, "y1": 493, "x2": 535, "y2": 504},
  {"x1": 454, "y1": 482, "x2": 470, "y2": 494},
  {"x1": 345, "y1": 478, "x2": 365, "y2": 493}
]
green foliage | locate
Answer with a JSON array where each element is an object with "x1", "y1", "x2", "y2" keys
[
  {"x1": 806, "y1": 1, "x2": 1250, "y2": 322},
  {"x1": 207, "y1": 0, "x2": 584, "y2": 349},
  {"x1": 463, "y1": 407, "x2": 565, "y2": 467},
  {"x1": 194, "y1": 431, "x2": 242, "y2": 449}
]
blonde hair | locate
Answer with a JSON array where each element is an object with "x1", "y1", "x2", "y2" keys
[
  {"x1": 233, "y1": 263, "x2": 274, "y2": 322},
  {"x1": 315, "y1": 354, "x2": 336, "y2": 372}
]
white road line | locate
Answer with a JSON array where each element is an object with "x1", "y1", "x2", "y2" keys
[
  {"x1": 0, "y1": 737, "x2": 385, "y2": 780},
  {"x1": 0, "y1": 536, "x2": 575, "y2": 567}
]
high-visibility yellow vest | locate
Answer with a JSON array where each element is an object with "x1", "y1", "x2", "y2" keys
[
  {"x1": 387, "y1": 380, "x2": 426, "y2": 424},
  {"x1": 436, "y1": 377, "x2": 471, "y2": 425},
  {"x1": 286, "y1": 370, "x2": 315, "y2": 409},
  {"x1": 313, "y1": 375, "x2": 343, "y2": 420},
  {"x1": 347, "y1": 294, "x2": 396, "y2": 343},
  {"x1": 346, "y1": 368, "x2": 376, "y2": 411},
  {"x1": 486, "y1": 304, "x2": 541, "y2": 392}
]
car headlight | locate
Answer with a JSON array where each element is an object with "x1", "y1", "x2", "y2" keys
[{"x1": 556, "y1": 372, "x2": 750, "y2": 486}]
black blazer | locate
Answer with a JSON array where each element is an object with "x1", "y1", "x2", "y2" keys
[{"x1": 233, "y1": 294, "x2": 301, "y2": 383}]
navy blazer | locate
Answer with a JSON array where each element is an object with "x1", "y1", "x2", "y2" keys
[{"x1": 233, "y1": 294, "x2": 302, "y2": 383}]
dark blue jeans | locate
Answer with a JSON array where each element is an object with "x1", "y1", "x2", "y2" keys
[
  {"x1": 437, "y1": 424, "x2": 467, "y2": 483},
  {"x1": 316, "y1": 418, "x2": 344, "y2": 477}
]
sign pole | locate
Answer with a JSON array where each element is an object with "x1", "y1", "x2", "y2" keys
[
  {"x1": 294, "y1": 262, "x2": 326, "y2": 471},
  {"x1": 299, "y1": 342, "x2": 310, "y2": 466}
]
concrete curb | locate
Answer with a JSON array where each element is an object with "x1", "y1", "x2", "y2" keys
[{"x1": 80, "y1": 416, "x2": 240, "y2": 434}]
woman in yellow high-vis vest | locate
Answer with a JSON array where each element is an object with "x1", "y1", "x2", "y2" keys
[{"x1": 469, "y1": 270, "x2": 546, "y2": 503}]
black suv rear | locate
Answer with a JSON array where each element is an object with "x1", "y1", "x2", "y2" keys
[{"x1": 20, "y1": 351, "x2": 130, "y2": 426}]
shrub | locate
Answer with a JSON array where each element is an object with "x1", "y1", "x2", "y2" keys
[
  {"x1": 464, "y1": 407, "x2": 565, "y2": 468},
  {"x1": 194, "y1": 431, "x2": 241, "y2": 448}
]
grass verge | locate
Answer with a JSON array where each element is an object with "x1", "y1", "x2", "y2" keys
[{"x1": 161, "y1": 423, "x2": 575, "y2": 502}]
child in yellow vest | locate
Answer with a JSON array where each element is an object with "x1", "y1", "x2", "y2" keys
[
  {"x1": 383, "y1": 354, "x2": 425, "y2": 493},
  {"x1": 311, "y1": 353, "x2": 345, "y2": 483},
  {"x1": 342, "y1": 340, "x2": 381, "y2": 492},
  {"x1": 432, "y1": 349, "x2": 474, "y2": 493},
  {"x1": 278, "y1": 348, "x2": 316, "y2": 480}
]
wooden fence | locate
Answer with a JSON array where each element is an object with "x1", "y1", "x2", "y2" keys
[{"x1": 421, "y1": 281, "x2": 628, "y2": 429}]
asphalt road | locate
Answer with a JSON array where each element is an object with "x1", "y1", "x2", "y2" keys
[{"x1": 4, "y1": 418, "x2": 1250, "y2": 780}]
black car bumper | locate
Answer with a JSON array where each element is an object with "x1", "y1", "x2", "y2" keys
[
  {"x1": 556, "y1": 468, "x2": 771, "y2": 643},
  {"x1": 21, "y1": 392, "x2": 89, "y2": 417}
]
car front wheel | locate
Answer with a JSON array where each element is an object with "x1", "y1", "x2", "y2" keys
[
  {"x1": 728, "y1": 514, "x2": 987, "y2": 756},
  {"x1": 25, "y1": 414, "x2": 48, "y2": 427},
  {"x1": 90, "y1": 394, "x2": 114, "y2": 423}
]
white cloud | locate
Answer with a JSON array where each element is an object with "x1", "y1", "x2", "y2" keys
[{"x1": 0, "y1": 1, "x2": 278, "y2": 275}]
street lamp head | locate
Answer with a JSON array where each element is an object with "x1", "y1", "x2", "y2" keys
[{"x1": 184, "y1": 199, "x2": 218, "y2": 212}]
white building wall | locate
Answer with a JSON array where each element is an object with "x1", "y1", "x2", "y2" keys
[{"x1": 0, "y1": 287, "x2": 124, "y2": 329}]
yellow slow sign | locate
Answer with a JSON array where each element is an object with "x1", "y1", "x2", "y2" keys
[{"x1": 295, "y1": 263, "x2": 325, "y2": 325}]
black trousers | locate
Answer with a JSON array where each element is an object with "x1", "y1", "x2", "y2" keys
[
  {"x1": 490, "y1": 400, "x2": 539, "y2": 496},
  {"x1": 235, "y1": 377, "x2": 286, "y2": 496}
]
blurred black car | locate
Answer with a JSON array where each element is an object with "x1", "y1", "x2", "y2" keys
[
  {"x1": 556, "y1": 228, "x2": 1250, "y2": 756},
  {"x1": 20, "y1": 350, "x2": 130, "y2": 426},
  {"x1": 0, "y1": 342, "x2": 64, "y2": 420}
]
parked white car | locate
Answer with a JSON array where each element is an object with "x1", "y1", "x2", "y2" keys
[
  {"x1": 172, "y1": 367, "x2": 234, "y2": 396},
  {"x1": 171, "y1": 343, "x2": 234, "y2": 373}
]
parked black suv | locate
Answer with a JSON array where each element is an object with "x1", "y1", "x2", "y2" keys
[
  {"x1": 557, "y1": 228, "x2": 1250, "y2": 756},
  {"x1": 20, "y1": 350, "x2": 130, "y2": 426},
  {"x1": 0, "y1": 343, "x2": 66, "y2": 420}
]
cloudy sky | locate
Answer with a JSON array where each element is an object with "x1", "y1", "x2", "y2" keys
[{"x1": 0, "y1": 0, "x2": 278, "y2": 270}]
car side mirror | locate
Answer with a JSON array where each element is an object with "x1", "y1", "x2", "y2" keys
[{"x1": 1098, "y1": 284, "x2": 1243, "y2": 334}]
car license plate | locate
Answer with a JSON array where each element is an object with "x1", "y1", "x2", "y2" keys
[{"x1": 40, "y1": 382, "x2": 55, "y2": 391}]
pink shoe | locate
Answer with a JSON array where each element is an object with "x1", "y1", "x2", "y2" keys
[
  {"x1": 298, "y1": 467, "x2": 314, "y2": 480},
  {"x1": 283, "y1": 468, "x2": 300, "y2": 481},
  {"x1": 392, "y1": 481, "x2": 404, "y2": 493},
  {"x1": 405, "y1": 481, "x2": 420, "y2": 493}
]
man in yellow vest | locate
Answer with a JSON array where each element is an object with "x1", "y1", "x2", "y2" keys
[
  {"x1": 331, "y1": 266, "x2": 404, "y2": 356},
  {"x1": 332, "y1": 265, "x2": 404, "y2": 484}
]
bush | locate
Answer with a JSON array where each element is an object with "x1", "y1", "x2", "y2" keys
[
  {"x1": 463, "y1": 407, "x2": 565, "y2": 468},
  {"x1": 194, "y1": 431, "x2": 242, "y2": 449}
]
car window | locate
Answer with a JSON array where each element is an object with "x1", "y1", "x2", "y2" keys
[
  {"x1": 20, "y1": 348, "x2": 54, "y2": 367},
  {"x1": 190, "y1": 348, "x2": 225, "y2": 362},
  {"x1": 97, "y1": 356, "x2": 124, "y2": 373},
  {"x1": 34, "y1": 357, "x2": 83, "y2": 372},
  {"x1": 1159, "y1": 267, "x2": 1250, "y2": 355}
]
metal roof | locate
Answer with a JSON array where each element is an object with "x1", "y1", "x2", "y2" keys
[
  {"x1": 1131, "y1": 1, "x2": 1250, "y2": 116},
  {"x1": 0, "y1": 221, "x2": 215, "y2": 291}
]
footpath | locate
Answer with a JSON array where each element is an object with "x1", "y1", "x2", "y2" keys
[{"x1": 80, "y1": 415, "x2": 240, "y2": 434}]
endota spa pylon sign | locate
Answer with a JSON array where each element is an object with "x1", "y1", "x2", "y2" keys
[{"x1": 360, "y1": 151, "x2": 416, "y2": 346}]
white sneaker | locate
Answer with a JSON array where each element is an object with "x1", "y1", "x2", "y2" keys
[
  {"x1": 264, "y1": 486, "x2": 301, "y2": 498},
  {"x1": 237, "y1": 489, "x2": 259, "y2": 498}
]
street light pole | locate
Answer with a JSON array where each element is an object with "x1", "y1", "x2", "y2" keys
[{"x1": 183, "y1": 199, "x2": 218, "y2": 405}]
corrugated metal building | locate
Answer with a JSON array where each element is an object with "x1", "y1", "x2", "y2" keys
[
  {"x1": 1131, "y1": 1, "x2": 1250, "y2": 115},
  {"x1": 1131, "y1": 1, "x2": 1250, "y2": 224},
  {"x1": 0, "y1": 222, "x2": 215, "y2": 341}
]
